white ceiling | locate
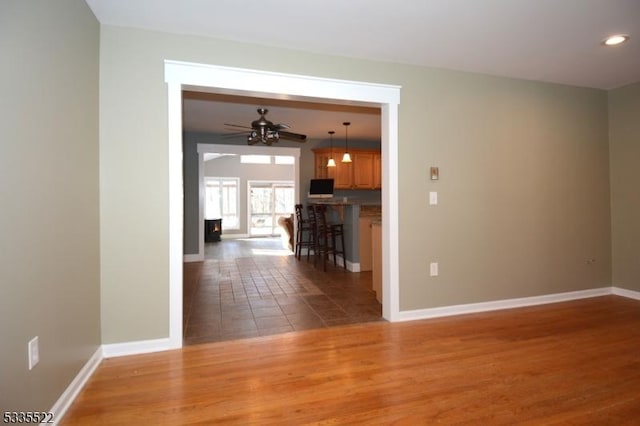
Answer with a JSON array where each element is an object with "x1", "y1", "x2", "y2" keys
[{"x1": 86, "y1": 0, "x2": 640, "y2": 142}]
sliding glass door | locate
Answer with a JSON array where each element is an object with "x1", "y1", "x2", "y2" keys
[
  {"x1": 248, "y1": 181, "x2": 294, "y2": 236},
  {"x1": 205, "y1": 177, "x2": 240, "y2": 230}
]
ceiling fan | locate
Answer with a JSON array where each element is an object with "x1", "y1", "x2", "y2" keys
[{"x1": 224, "y1": 108, "x2": 307, "y2": 145}]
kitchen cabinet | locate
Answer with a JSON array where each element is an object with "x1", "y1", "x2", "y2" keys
[
  {"x1": 358, "y1": 217, "x2": 374, "y2": 271},
  {"x1": 371, "y1": 221, "x2": 382, "y2": 303},
  {"x1": 373, "y1": 152, "x2": 382, "y2": 189},
  {"x1": 352, "y1": 151, "x2": 375, "y2": 189},
  {"x1": 313, "y1": 148, "x2": 381, "y2": 190},
  {"x1": 314, "y1": 149, "x2": 352, "y2": 189}
]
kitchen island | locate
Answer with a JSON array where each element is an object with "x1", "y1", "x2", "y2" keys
[{"x1": 306, "y1": 199, "x2": 381, "y2": 272}]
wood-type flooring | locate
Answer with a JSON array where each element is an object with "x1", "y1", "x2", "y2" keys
[{"x1": 62, "y1": 295, "x2": 640, "y2": 425}]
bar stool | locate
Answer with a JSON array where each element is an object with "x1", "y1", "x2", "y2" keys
[
  {"x1": 294, "y1": 204, "x2": 314, "y2": 261},
  {"x1": 313, "y1": 204, "x2": 347, "y2": 271},
  {"x1": 306, "y1": 204, "x2": 318, "y2": 261}
]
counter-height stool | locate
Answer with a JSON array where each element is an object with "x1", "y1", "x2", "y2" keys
[
  {"x1": 313, "y1": 204, "x2": 347, "y2": 271},
  {"x1": 294, "y1": 204, "x2": 314, "y2": 261},
  {"x1": 306, "y1": 204, "x2": 319, "y2": 260}
]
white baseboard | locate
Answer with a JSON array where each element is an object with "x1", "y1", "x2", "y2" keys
[
  {"x1": 293, "y1": 252, "x2": 358, "y2": 272},
  {"x1": 612, "y1": 286, "x2": 640, "y2": 300},
  {"x1": 46, "y1": 285, "x2": 640, "y2": 424},
  {"x1": 183, "y1": 253, "x2": 203, "y2": 262},
  {"x1": 331, "y1": 254, "x2": 358, "y2": 272},
  {"x1": 49, "y1": 346, "x2": 103, "y2": 424},
  {"x1": 396, "y1": 287, "x2": 612, "y2": 322},
  {"x1": 346, "y1": 258, "x2": 359, "y2": 272},
  {"x1": 102, "y1": 337, "x2": 176, "y2": 358},
  {"x1": 223, "y1": 234, "x2": 249, "y2": 239}
]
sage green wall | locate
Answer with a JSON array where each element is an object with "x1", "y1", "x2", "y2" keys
[
  {"x1": 609, "y1": 82, "x2": 640, "y2": 291},
  {"x1": 0, "y1": 0, "x2": 100, "y2": 412},
  {"x1": 99, "y1": 25, "x2": 611, "y2": 342},
  {"x1": 401, "y1": 73, "x2": 611, "y2": 309}
]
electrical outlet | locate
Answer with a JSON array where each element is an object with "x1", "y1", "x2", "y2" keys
[
  {"x1": 28, "y1": 336, "x2": 39, "y2": 370},
  {"x1": 430, "y1": 262, "x2": 439, "y2": 277}
]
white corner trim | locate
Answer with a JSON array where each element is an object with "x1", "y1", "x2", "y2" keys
[
  {"x1": 183, "y1": 253, "x2": 204, "y2": 263},
  {"x1": 612, "y1": 286, "x2": 640, "y2": 300},
  {"x1": 102, "y1": 337, "x2": 176, "y2": 358},
  {"x1": 395, "y1": 287, "x2": 613, "y2": 322},
  {"x1": 49, "y1": 347, "x2": 103, "y2": 423}
]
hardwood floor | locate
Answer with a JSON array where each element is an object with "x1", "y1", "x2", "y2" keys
[{"x1": 62, "y1": 296, "x2": 640, "y2": 425}]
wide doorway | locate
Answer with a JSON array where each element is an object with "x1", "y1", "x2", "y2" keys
[{"x1": 166, "y1": 61, "x2": 401, "y2": 349}]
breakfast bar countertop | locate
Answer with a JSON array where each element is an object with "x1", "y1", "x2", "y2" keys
[{"x1": 307, "y1": 198, "x2": 381, "y2": 206}]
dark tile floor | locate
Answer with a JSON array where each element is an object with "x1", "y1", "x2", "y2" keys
[{"x1": 183, "y1": 238, "x2": 382, "y2": 345}]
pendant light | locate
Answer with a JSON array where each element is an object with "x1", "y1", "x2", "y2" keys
[
  {"x1": 342, "y1": 122, "x2": 352, "y2": 163},
  {"x1": 326, "y1": 131, "x2": 336, "y2": 167}
]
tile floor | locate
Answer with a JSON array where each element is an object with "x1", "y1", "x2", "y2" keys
[{"x1": 183, "y1": 238, "x2": 382, "y2": 345}]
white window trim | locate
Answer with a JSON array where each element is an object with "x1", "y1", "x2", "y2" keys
[
  {"x1": 247, "y1": 180, "x2": 295, "y2": 237},
  {"x1": 205, "y1": 177, "x2": 240, "y2": 230}
]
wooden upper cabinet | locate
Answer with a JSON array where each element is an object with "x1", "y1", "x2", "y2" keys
[
  {"x1": 314, "y1": 152, "x2": 331, "y2": 179},
  {"x1": 333, "y1": 152, "x2": 352, "y2": 189},
  {"x1": 313, "y1": 148, "x2": 381, "y2": 190},
  {"x1": 352, "y1": 151, "x2": 375, "y2": 189},
  {"x1": 373, "y1": 152, "x2": 382, "y2": 189}
]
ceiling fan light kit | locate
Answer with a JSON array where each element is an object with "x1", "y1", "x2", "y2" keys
[
  {"x1": 342, "y1": 122, "x2": 353, "y2": 163},
  {"x1": 224, "y1": 108, "x2": 307, "y2": 146},
  {"x1": 327, "y1": 130, "x2": 336, "y2": 167}
]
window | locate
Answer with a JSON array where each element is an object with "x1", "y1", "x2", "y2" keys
[
  {"x1": 205, "y1": 177, "x2": 240, "y2": 230},
  {"x1": 248, "y1": 181, "x2": 295, "y2": 236},
  {"x1": 240, "y1": 155, "x2": 271, "y2": 164},
  {"x1": 274, "y1": 155, "x2": 295, "y2": 165}
]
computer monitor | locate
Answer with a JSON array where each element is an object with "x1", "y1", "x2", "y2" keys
[{"x1": 308, "y1": 178, "x2": 334, "y2": 198}]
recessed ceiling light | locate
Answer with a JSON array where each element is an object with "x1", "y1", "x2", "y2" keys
[{"x1": 603, "y1": 34, "x2": 630, "y2": 46}]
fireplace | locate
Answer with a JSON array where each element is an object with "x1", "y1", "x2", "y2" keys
[{"x1": 204, "y1": 219, "x2": 222, "y2": 242}]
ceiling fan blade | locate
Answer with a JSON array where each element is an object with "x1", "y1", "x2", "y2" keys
[
  {"x1": 274, "y1": 123, "x2": 291, "y2": 130},
  {"x1": 224, "y1": 123, "x2": 252, "y2": 130},
  {"x1": 278, "y1": 131, "x2": 307, "y2": 142},
  {"x1": 221, "y1": 131, "x2": 249, "y2": 138}
]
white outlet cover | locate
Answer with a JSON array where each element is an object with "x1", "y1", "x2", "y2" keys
[
  {"x1": 430, "y1": 262, "x2": 439, "y2": 276},
  {"x1": 28, "y1": 336, "x2": 39, "y2": 370}
]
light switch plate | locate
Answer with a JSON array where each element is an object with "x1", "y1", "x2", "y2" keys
[
  {"x1": 430, "y1": 167, "x2": 439, "y2": 180},
  {"x1": 430, "y1": 262, "x2": 439, "y2": 277},
  {"x1": 429, "y1": 191, "x2": 438, "y2": 205}
]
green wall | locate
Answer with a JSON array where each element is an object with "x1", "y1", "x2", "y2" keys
[
  {"x1": 0, "y1": 0, "x2": 101, "y2": 412},
  {"x1": 99, "y1": 25, "x2": 612, "y2": 342},
  {"x1": 609, "y1": 82, "x2": 640, "y2": 291},
  {"x1": 2, "y1": 2, "x2": 635, "y2": 414}
]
